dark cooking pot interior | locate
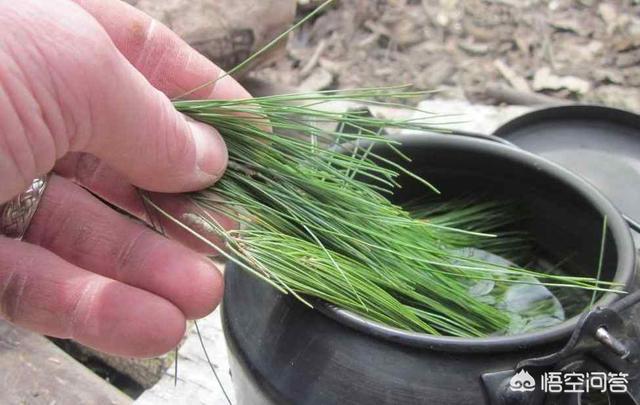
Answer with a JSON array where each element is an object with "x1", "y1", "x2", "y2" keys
[{"x1": 319, "y1": 133, "x2": 635, "y2": 351}]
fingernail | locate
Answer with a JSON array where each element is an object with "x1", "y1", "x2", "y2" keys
[{"x1": 189, "y1": 119, "x2": 228, "y2": 181}]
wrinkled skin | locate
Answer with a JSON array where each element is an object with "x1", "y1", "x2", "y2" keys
[{"x1": 0, "y1": 0, "x2": 248, "y2": 357}]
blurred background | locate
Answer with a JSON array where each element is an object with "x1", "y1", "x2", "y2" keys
[{"x1": 129, "y1": 0, "x2": 640, "y2": 111}]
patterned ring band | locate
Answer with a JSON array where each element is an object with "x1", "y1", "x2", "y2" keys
[{"x1": 0, "y1": 175, "x2": 50, "y2": 241}]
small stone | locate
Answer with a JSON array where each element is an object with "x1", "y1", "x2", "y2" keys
[
  {"x1": 418, "y1": 59, "x2": 455, "y2": 88},
  {"x1": 625, "y1": 67, "x2": 640, "y2": 87},
  {"x1": 458, "y1": 40, "x2": 490, "y2": 55},
  {"x1": 598, "y1": 3, "x2": 618, "y2": 32},
  {"x1": 549, "y1": 18, "x2": 591, "y2": 36},
  {"x1": 298, "y1": 68, "x2": 334, "y2": 92},
  {"x1": 616, "y1": 49, "x2": 640, "y2": 68},
  {"x1": 532, "y1": 67, "x2": 591, "y2": 94},
  {"x1": 593, "y1": 69, "x2": 625, "y2": 85},
  {"x1": 613, "y1": 34, "x2": 640, "y2": 52},
  {"x1": 494, "y1": 59, "x2": 531, "y2": 93}
]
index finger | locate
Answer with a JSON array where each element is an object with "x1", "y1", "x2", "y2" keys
[{"x1": 73, "y1": 0, "x2": 251, "y2": 100}]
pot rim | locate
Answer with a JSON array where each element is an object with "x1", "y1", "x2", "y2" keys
[{"x1": 316, "y1": 134, "x2": 636, "y2": 353}]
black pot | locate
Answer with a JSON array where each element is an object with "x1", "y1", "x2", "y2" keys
[{"x1": 222, "y1": 134, "x2": 637, "y2": 405}]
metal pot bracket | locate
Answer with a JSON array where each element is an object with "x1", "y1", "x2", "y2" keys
[{"x1": 482, "y1": 289, "x2": 640, "y2": 405}]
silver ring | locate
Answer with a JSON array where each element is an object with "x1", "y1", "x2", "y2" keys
[{"x1": 0, "y1": 175, "x2": 49, "y2": 240}]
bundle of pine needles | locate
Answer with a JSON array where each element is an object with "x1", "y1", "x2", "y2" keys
[
  {"x1": 141, "y1": 87, "x2": 619, "y2": 338},
  {"x1": 141, "y1": 0, "x2": 619, "y2": 338}
]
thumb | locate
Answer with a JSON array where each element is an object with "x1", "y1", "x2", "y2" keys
[
  {"x1": 0, "y1": 0, "x2": 228, "y2": 201},
  {"x1": 83, "y1": 63, "x2": 228, "y2": 192}
]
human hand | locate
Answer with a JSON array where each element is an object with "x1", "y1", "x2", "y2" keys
[{"x1": 0, "y1": 0, "x2": 249, "y2": 357}]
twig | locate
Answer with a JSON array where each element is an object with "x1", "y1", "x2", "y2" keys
[
  {"x1": 484, "y1": 84, "x2": 570, "y2": 106},
  {"x1": 493, "y1": 59, "x2": 531, "y2": 93},
  {"x1": 300, "y1": 39, "x2": 328, "y2": 77}
]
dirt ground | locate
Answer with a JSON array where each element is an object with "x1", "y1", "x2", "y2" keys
[{"x1": 251, "y1": 0, "x2": 640, "y2": 112}]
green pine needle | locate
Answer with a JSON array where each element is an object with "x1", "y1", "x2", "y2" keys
[{"x1": 150, "y1": 88, "x2": 622, "y2": 337}]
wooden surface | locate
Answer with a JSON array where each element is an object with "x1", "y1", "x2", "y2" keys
[{"x1": 0, "y1": 320, "x2": 131, "y2": 405}]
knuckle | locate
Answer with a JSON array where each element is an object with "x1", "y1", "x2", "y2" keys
[
  {"x1": 26, "y1": 182, "x2": 100, "y2": 265},
  {"x1": 128, "y1": 18, "x2": 180, "y2": 89},
  {"x1": 60, "y1": 221, "x2": 95, "y2": 264},
  {"x1": 115, "y1": 229, "x2": 152, "y2": 278},
  {"x1": 26, "y1": 184, "x2": 73, "y2": 248},
  {"x1": 154, "y1": 105, "x2": 194, "y2": 170},
  {"x1": 68, "y1": 277, "x2": 102, "y2": 338},
  {"x1": 123, "y1": 15, "x2": 156, "y2": 67}
]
